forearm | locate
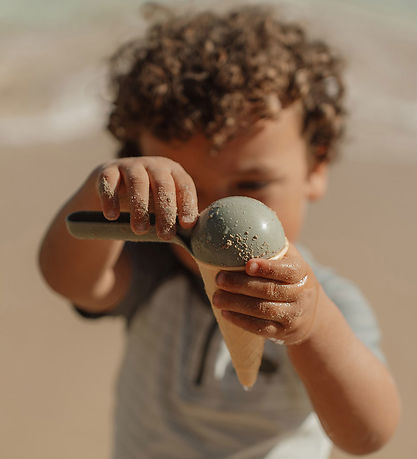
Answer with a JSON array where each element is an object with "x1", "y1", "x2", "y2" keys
[
  {"x1": 287, "y1": 288, "x2": 400, "y2": 454},
  {"x1": 38, "y1": 172, "x2": 129, "y2": 311}
]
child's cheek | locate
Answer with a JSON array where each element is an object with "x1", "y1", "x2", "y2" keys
[{"x1": 265, "y1": 197, "x2": 307, "y2": 243}]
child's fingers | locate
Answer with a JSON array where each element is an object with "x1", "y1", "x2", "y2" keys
[
  {"x1": 119, "y1": 164, "x2": 150, "y2": 234},
  {"x1": 220, "y1": 310, "x2": 297, "y2": 343},
  {"x1": 215, "y1": 270, "x2": 302, "y2": 303},
  {"x1": 97, "y1": 165, "x2": 121, "y2": 220},
  {"x1": 220, "y1": 310, "x2": 284, "y2": 340},
  {"x1": 246, "y1": 247, "x2": 307, "y2": 284},
  {"x1": 147, "y1": 167, "x2": 177, "y2": 240},
  {"x1": 171, "y1": 166, "x2": 198, "y2": 228},
  {"x1": 212, "y1": 289, "x2": 296, "y2": 324}
]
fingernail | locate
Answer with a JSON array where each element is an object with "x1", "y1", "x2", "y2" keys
[
  {"x1": 247, "y1": 262, "x2": 258, "y2": 274},
  {"x1": 134, "y1": 223, "x2": 149, "y2": 233},
  {"x1": 158, "y1": 227, "x2": 175, "y2": 240},
  {"x1": 216, "y1": 271, "x2": 226, "y2": 285},
  {"x1": 269, "y1": 338, "x2": 285, "y2": 345},
  {"x1": 107, "y1": 209, "x2": 118, "y2": 219},
  {"x1": 181, "y1": 212, "x2": 197, "y2": 224},
  {"x1": 133, "y1": 218, "x2": 149, "y2": 233}
]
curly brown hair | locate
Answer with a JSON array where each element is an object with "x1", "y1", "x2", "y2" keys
[{"x1": 107, "y1": 4, "x2": 346, "y2": 162}]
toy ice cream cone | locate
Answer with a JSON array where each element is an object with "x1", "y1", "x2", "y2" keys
[
  {"x1": 191, "y1": 197, "x2": 289, "y2": 389},
  {"x1": 196, "y1": 244, "x2": 288, "y2": 389}
]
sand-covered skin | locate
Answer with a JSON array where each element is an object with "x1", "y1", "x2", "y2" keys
[
  {"x1": 155, "y1": 188, "x2": 177, "y2": 238},
  {"x1": 178, "y1": 185, "x2": 198, "y2": 225},
  {"x1": 98, "y1": 176, "x2": 114, "y2": 201}
]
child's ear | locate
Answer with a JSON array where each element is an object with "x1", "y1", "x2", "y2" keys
[{"x1": 306, "y1": 161, "x2": 328, "y2": 201}]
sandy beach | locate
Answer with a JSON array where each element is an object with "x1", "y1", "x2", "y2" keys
[{"x1": 1, "y1": 1, "x2": 416, "y2": 458}]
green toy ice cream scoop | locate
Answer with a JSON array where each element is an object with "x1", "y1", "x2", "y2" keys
[
  {"x1": 190, "y1": 196, "x2": 287, "y2": 267},
  {"x1": 66, "y1": 195, "x2": 288, "y2": 267}
]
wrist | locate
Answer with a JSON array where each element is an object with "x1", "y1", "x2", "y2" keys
[{"x1": 287, "y1": 285, "x2": 335, "y2": 350}]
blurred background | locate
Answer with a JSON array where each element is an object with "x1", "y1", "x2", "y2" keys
[{"x1": 1, "y1": 0, "x2": 416, "y2": 458}]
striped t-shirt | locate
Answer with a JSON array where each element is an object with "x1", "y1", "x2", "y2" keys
[{"x1": 75, "y1": 243, "x2": 384, "y2": 459}]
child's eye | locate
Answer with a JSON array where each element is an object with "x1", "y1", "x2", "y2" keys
[{"x1": 235, "y1": 181, "x2": 270, "y2": 191}]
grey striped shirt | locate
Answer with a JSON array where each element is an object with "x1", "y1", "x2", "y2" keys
[{"x1": 75, "y1": 243, "x2": 384, "y2": 458}]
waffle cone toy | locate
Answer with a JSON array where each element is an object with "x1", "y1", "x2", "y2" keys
[{"x1": 197, "y1": 244, "x2": 288, "y2": 389}]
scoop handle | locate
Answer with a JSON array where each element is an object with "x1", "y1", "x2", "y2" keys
[{"x1": 65, "y1": 211, "x2": 191, "y2": 251}]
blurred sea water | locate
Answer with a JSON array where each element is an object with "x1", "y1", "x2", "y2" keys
[
  {"x1": 2, "y1": 0, "x2": 416, "y2": 28},
  {"x1": 1, "y1": 0, "x2": 416, "y2": 164}
]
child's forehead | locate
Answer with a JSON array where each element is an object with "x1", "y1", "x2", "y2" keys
[{"x1": 139, "y1": 101, "x2": 306, "y2": 165}]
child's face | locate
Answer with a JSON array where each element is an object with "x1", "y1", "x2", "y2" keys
[{"x1": 139, "y1": 102, "x2": 327, "y2": 244}]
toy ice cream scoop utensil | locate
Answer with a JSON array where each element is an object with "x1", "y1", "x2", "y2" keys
[
  {"x1": 66, "y1": 196, "x2": 287, "y2": 265},
  {"x1": 66, "y1": 196, "x2": 288, "y2": 388}
]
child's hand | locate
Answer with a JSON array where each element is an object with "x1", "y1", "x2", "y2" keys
[
  {"x1": 212, "y1": 243, "x2": 320, "y2": 345},
  {"x1": 95, "y1": 156, "x2": 198, "y2": 239}
]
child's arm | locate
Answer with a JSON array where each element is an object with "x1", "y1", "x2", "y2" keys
[
  {"x1": 39, "y1": 157, "x2": 198, "y2": 312},
  {"x1": 286, "y1": 293, "x2": 400, "y2": 455},
  {"x1": 212, "y1": 243, "x2": 400, "y2": 455}
]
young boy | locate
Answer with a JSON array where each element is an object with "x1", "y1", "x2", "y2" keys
[{"x1": 39, "y1": 5, "x2": 400, "y2": 458}]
